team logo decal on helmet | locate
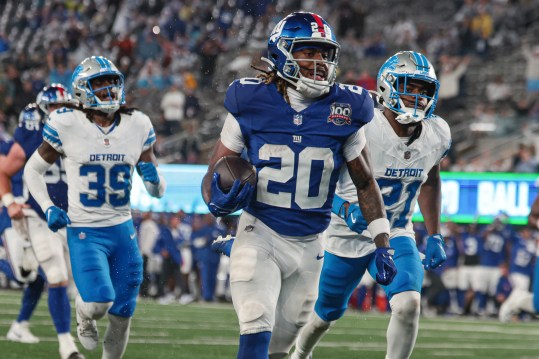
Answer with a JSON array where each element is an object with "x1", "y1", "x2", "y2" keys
[{"x1": 377, "y1": 51, "x2": 439, "y2": 124}]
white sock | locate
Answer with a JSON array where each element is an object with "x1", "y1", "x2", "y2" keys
[
  {"x1": 520, "y1": 292, "x2": 535, "y2": 313},
  {"x1": 76, "y1": 294, "x2": 112, "y2": 320},
  {"x1": 102, "y1": 313, "x2": 131, "y2": 359},
  {"x1": 291, "y1": 313, "x2": 332, "y2": 359},
  {"x1": 58, "y1": 333, "x2": 77, "y2": 359},
  {"x1": 386, "y1": 291, "x2": 421, "y2": 359}
]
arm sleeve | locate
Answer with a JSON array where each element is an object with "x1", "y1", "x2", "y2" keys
[
  {"x1": 219, "y1": 113, "x2": 245, "y2": 153},
  {"x1": 343, "y1": 127, "x2": 367, "y2": 162},
  {"x1": 23, "y1": 151, "x2": 55, "y2": 213}
]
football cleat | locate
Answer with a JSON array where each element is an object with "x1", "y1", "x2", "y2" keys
[
  {"x1": 6, "y1": 321, "x2": 39, "y2": 343},
  {"x1": 76, "y1": 296, "x2": 99, "y2": 351},
  {"x1": 211, "y1": 235, "x2": 235, "y2": 257},
  {"x1": 67, "y1": 353, "x2": 85, "y2": 359}
]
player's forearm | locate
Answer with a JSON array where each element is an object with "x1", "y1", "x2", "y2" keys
[
  {"x1": 23, "y1": 152, "x2": 54, "y2": 212},
  {"x1": 144, "y1": 174, "x2": 166, "y2": 198},
  {"x1": 357, "y1": 180, "x2": 390, "y2": 248},
  {"x1": 0, "y1": 171, "x2": 13, "y2": 206},
  {"x1": 417, "y1": 183, "x2": 441, "y2": 235}
]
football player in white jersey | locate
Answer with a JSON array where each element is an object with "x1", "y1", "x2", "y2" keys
[
  {"x1": 202, "y1": 12, "x2": 396, "y2": 359},
  {"x1": 23, "y1": 56, "x2": 166, "y2": 359},
  {"x1": 291, "y1": 51, "x2": 451, "y2": 359}
]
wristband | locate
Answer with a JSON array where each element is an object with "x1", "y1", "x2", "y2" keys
[
  {"x1": 367, "y1": 217, "x2": 390, "y2": 238},
  {"x1": 2, "y1": 193, "x2": 15, "y2": 207}
]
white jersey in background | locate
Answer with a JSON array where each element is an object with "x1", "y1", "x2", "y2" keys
[
  {"x1": 43, "y1": 108, "x2": 156, "y2": 227},
  {"x1": 326, "y1": 108, "x2": 451, "y2": 257}
]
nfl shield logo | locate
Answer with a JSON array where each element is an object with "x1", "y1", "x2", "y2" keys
[
  {"x1": 293, "y1": 114, "x2": 303, "y2": 126},
  {"x1": 103, "y1": 138, "x2": 110, "y2": 147},
  {"x1": 78, "y1": 232, "x2": 86, "y2": 240}
]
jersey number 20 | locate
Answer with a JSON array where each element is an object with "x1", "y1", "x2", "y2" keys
[{"x1": 257, "y1": 144, "x2": 334, "y2": 209}]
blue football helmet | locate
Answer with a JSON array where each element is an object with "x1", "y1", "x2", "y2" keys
[
  {"x1": 36, "y1": 83, "x2": 72, "y2": 114},
  {"x1": 265, "y1": 12, "x2": 340, "y2": 97},
  {"x1": 71, "y1": 56, "x2": 125, "y2": 114},
  {"x1": 377, "y1": 51, "x2": 439, "y2": 123}
]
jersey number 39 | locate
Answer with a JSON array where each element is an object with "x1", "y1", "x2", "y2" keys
[{"x1": 80, "y1": 164, "x2": 131, "y2": 207}]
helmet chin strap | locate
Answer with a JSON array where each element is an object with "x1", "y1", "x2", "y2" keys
[{"x1": 295, "y1": 75, "x2": 330, "y2": 98}]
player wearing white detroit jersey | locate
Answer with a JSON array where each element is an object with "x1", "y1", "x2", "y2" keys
[
  {"x1": 24, "y1": 56, "x2": 165, "y2": 359},
  {"x1": 292, "y1": 51, "x2": 451, "y2": 359},
  {"x1": 202, "y1": 12, "x2": 396, "y2": 359}
]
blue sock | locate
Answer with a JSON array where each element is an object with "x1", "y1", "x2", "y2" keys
[
  {"x1": 48, "y1": 286, "x2": 71, "y2": 334},
  {"x1": 456, "y1": 289, "x2": 465, "y2": 309},
  {"x1": 476, "y1": 292, "x2": 487, "y2": 312},
  {"x1": 356, "y1": 286, "x2": 367, "y2": 309},
  {"x1": 0, "y1": 259, "x2": 16, "y2": 281},
  {"x1": 237, "y1": 331, "x2": 271, "y2": 359},
  {"x1": 17, "y1": 275, "x2": 45, "y2": 322}
]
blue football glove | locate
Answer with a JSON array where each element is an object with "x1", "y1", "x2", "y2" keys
[
  {"x1": 45, "y1": 206, "x2": 71, "y2": 232},
  {"x1": 208, "y1": 173, "x2": 253, "y2": 217},
  {"x1": 422, "y1": 234, "x2": 446, "y2": 270},
  {"x1": 375, "y1": 247, "x2": 397, "y2": 286},
  {"x1": 137, "y1": 162, "x2": 160, "y2": 184},
  {"x1": 331, "y1": 194, "x2": 368, "y2": 233}
]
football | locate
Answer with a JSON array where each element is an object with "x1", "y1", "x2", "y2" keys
[{"x1": 213, "y1": 155, "x2": 257, "y2": 193}]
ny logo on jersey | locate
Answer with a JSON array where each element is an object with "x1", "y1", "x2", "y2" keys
[
  {"x1": 328, "y1": 103, "x2": 352, "y2": 126},
  {"x1": 293, "y1": 135, "x2": 302, "y2": 143}
]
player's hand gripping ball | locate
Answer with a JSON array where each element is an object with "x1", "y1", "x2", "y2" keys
[{"x1": 207, "y1": 156, "x2": 257, "y2": 217}]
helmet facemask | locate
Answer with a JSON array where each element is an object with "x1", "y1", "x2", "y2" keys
[
  {"x1": 382, "y1": 74, "x2": 438, "y2": 124},
  {"x1": 377, "y1": 51, "x2": 439, "y2": 124},
  {"x1": 72, "y1": 56, "x2": 125, "y2": 114},
  {"x1": 265, "y1": 12, "x2": 340, "y2": 98},
  {"x1": 84, "y1": 74, "x2": 124, "y2": 114},
  {"x1": 276, "y1": 40, "x2": 339, "y2": 98}
]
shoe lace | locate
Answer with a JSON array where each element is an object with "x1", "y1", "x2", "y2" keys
[{"x1": 79, "y1": 319, "x2": 96, "y2": 336}]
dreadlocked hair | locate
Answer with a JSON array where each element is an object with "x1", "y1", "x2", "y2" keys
[
  {"x1": 59, "y1": 103, "x2": 137, "y2": 124},
  {"x1": 250, "y1": 64, "x2": 290, "y2": 104}
]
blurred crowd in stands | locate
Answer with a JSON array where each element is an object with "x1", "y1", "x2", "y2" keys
[{"x1": 0, "y1": 0, "x2": 539, "y2": 170}]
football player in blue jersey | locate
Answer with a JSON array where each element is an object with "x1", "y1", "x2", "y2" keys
[
  {"x1": 24, "y1": 56, "x2": 165, "y2": 359},
  {"x1": 476, "y1": 217, "x2": 511, "y2": 316},
  {"x1": 0, "y1": 85, "x2": 85, "y2": 359},
  {"x1": 291, "y1": 51, "x2": 451, "y2": 359},
  {"x1": 202, "y1": 12, "x2": 396, "y2": 359}
]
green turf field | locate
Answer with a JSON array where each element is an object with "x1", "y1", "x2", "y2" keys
[{"x1": 1, "y1": 289, "x2": 539, "y2": 358}]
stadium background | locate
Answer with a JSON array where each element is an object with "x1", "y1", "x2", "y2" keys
[{"x1": 1, "y1": 0, "x2": 539, "y2": 358}]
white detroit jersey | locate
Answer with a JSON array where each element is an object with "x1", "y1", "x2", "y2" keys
[
  {"x1": 43, "y1": 108, "x2": 156, "y2": 227},
  {"x1": 325, "y1": 109, "x2": 451, "y2": 257}
]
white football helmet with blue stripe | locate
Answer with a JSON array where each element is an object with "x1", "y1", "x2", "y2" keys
[
  {"x1": 377, "y1": 51, "x2": 439, "y2": 124},
  {"x1": 71, "y1": 56, "x2": 125, "y2": 114}
]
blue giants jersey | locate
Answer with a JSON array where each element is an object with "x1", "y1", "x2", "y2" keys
[
  {"x1": 224, "y1": 79, "x2": 373, "y2": 236},
  {"x1": 14, "y1": 104, "x2": 67, "y2": 219}
]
